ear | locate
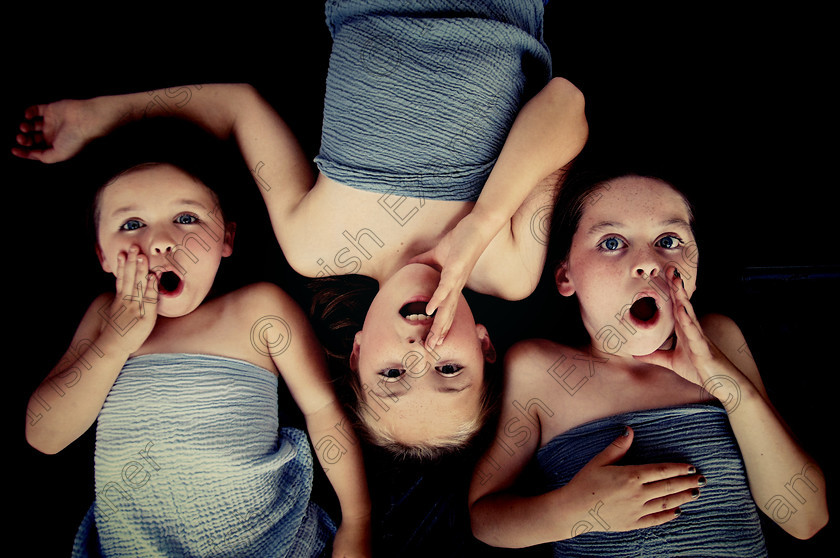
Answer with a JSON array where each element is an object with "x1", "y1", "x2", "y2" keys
[
  {"x1": 222, "y1": 222, "x2": 236, "y2": 257},
  {"x1": 349, "y1": 331, "x2": 362, "y2": 373},
  {"x1": 554, "y1": 262, "x2": 576, "y2": 297},
  {"x1": 475, "y1": 324, "x2": 497, "y2": 364},
  {"x1": 95, "y1": 243, "x2": 113, "y2": 274}
]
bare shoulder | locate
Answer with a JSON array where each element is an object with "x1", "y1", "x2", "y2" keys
[
  {"x1": 700, "y1": 313, "x2": 751, "y2": 357},
  {"x1": 700, "y1": 312, "x2": 768, "y2": 397},
  {"x1": 219, "y1": 282, "x2": 303, "y2": 317},
  {"x1": 504, "y1": 338, "x2": 582, "y2": 396}
]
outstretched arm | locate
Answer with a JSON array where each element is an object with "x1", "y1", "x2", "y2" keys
[
  {"x1": 415, "y1": 77, "x2": 588, "y2": 349},
  {"x1": 13, "y1": 84, "x2": 314, "y2": 253},
  {"x1": 636, "y1": 268, "x2": 829, "y2": 539}
]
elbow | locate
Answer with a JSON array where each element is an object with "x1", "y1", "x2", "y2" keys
[
  {"x1": 25, "y1": 423, "x2": 68, "y2": 455},
  {"x1": 546, "y1": 76, "x2": 588, "y2": 149},
  {"x1": 25, "y1": 431, "x2": 63, "y2": 456},
  {"x1": 788, "y1": 509, "x2": 829, "y2": 540}
]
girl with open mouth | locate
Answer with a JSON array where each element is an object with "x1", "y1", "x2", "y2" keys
[{"x1": 469, "y1": 170, "x2": 827, "y2": 555}]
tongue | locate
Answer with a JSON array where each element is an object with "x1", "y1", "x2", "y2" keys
[
  {"x1": 630, "y1": 297, "x2": 658, "y2": 322},
  {"x1": 159, "y1": 271, "x2": 181, "y2": 293}
]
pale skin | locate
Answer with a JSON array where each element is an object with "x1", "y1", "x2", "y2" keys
[
  {"x1": 12, "y1": 77, "x2": 588, "y2": 350},
  {"x1": 13, "y1": 78, "x2": 587, "y2": 446},
  {"x1": 468, "y1": 177, "x2": 828, "y2": 547},
  {"x1": 23, "y1": 165, "x2": 372, "y2": 557}
]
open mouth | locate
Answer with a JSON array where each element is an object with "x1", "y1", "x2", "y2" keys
[
  {"x1": 629, "y1": 296, "x2": 658, "y2": 323},
  {"x1": 399, "y1": 301, "x2": 434, "y2": 323},
  {"x1": 157, "y1": 271, "x2": 182, "y2": 296}
]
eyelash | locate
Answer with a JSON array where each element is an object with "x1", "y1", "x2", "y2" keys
[
  {"x1": 597, "y1": 235, "x2": 684, "y2": 252},
  {"x1": 118, "y1": 213, "x2": 200, "y2": 231},
  {"x1": 377, "y1": 363, "x2": 464, "y2": 381}
]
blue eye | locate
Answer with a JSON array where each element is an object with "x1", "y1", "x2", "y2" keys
[
  {"x1": 120, "y1": 219, "x2": 144, "y2": 231},
  {"x1": 378, "y1": 368, "x2": 405, "y2": 381},
  {"x1": 656, "y1": 235, "x2": 682, "y2": 249},
  {"x1": 599, "y1": 237, "x2": 624, "y2": 251},
  {"x1": 436, "y1": 364, "x2": 464, "y2": 376},
  {"x1": 175, "y1": 214, "x2": 199, "y2": 225}
]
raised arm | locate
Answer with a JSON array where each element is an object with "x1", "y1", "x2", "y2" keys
[
  {"x1": 13, "y1": 84, "x2": 314, "y2": 253},
  {"x1": 636, "y1": 269, "x2": 829, "y2": 539},
  {"x1": 417, "y1": 77, "x2": 588, "y2": 349},
  {"x1": 26, "y1": 248, "x2": 158, "y2": 454},
  {"x1": 250, "y1": 283, "x2": 371, "y2": 557}
]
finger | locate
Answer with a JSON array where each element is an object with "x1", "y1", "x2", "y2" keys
[
  {"x1": 641, "y1": 486, "x2": 702, "y2": 520},
  {"x1": 113, "y1": 252, "x2": 127, "y2": 293},
  {"x1": 24, "y1": 104, "x2": 47, "y2": 120},
  {"x1": 585, "y1": 427, "x2": 634, "y2": 468},
  {"x1": 643, "y1": 473, "x2": 706, "y2": 502},
  {"x1": 11, "y1": 146, "x2": 46, "y2": 160},
  {"x1": 668, "y1": 267, "x2": 698, "y2": 323},
  {"x1": 121, "y1": 247, "x2": 140, "y2": 297},
  {"x1": 15, "y1": 133, "x2": 34, "y2": 147},
  {"x1": 635, "y1": 506, "x2": 685, "y2": 529},
  {"x1": 426, "y1": 299, "x2": 455, "y2": 349},
  {"x1": 633, "y1": 462, "x2": 698, "y2": 485}
]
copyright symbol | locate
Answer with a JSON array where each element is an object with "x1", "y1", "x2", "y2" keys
[
  {"x1": 701, "y1": 375, "x2": 742, "y2": 413},
  {"x1": 250, "y1": 316, "x2": 292, "y2": 357},
  {"x1": 530, "y1": 205, "x2": 553, "y2": 246},
  {"x1": 360, "y1": 34, "x2": 402, "y2": 76}
]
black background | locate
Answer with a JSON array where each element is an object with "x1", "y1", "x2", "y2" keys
[{"x1": 6, "y1": 3, "x2": 836, "y2": 556}]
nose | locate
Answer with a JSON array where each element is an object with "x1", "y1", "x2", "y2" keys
[
  {"x1": 405, "y1": 322, "x2": 433, "y2": 345},
  {"x1": 149, "y1": 228, "x2": 177, "y2": 255},
  {"x1": 632, "y1": 246, "x2": 661, "y2": 279}
]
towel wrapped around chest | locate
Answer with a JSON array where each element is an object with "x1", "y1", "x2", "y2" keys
[
  {"x1": 315, "y1": 0, "x2": 553, "y2": 202},
  {"x1": 536, "y1": 403, "x2": 767, "y2": 557},
  {"x1": 72, "y1": 353, "x2": 335, "y2": 558}
]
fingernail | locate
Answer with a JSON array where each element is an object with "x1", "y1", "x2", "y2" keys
[
  {"x1": 687, "y1": 466, "x2": 696, "y2": 474},
  {"x1": 674, "y1": 507, "x2": 682, "y2": 517},
  {"x1": 697, "y1": 476, "x2": 706, "y2": 487},
  {"x1": 673, "y1": 269, "x2": 681, "y2": 279},
  {"x1": 621, "y1": 426, "x2": 630, "y2": 437},
  {"x1": 691, "y1": 488, "x2": 700, "y2": 499}
]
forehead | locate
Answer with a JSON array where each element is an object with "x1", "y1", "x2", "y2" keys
[
  {"x1": 99, "y1": 164, "x2": 216, "y2": 208},
  {"x1": 583, "y1": 176, "x2": 691, "y2": 222}
]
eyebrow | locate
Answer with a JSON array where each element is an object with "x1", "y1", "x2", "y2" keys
[
  {"x1": 586, "y1": 218, "x2": 691, "y2": 235},
  {"x1": 109, "y1": 199, "x2": 210, "y2": 217},
  {"x1": 369, "y1": 379, "x2": 473, "y2": 399}
]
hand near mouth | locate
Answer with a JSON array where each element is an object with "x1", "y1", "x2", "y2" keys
[
  {"x1": 633, "y1": 267, "x2": 735, "y2": 389},
  {"x1": 99, "y1": 246, "x2": 159, "y2": 354},
  {"x1": 408, "y1": 213, "x2": 493, "y2": 350}
]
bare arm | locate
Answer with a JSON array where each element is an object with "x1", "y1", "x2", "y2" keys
[
  {"x1": 417, "y1": 77, "x2": 587, "y2": 349},
  {"x1": 252, "y1": 284, "x2": 371, "y2": 556},
  {"x1": 13, "y1": 84, "x2": 314, "y2": 255},
  {"x1": 26, "y1": 248, "x2": 158, "y2": 454},
  {"x1": 468, "y1": 341, "x2": 701, "y2": 548},
  {"x1": 636, "y1": 271, "x2": 829, "y2": 539}
]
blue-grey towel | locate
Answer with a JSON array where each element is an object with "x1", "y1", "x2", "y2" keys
[
  {"x1": 536, "y1": 403, "x2": 767, "y2": 557},
  {"x1": 315, "y1": 0, "x2": 552, "y2": 201},
  {"x1": 71, "y1": 353, "x2": 335, "y2": 557}
]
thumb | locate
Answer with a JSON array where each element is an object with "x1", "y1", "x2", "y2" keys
[{"x1": 590, "y1": 426, "x2": 634, "y2": 467}]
